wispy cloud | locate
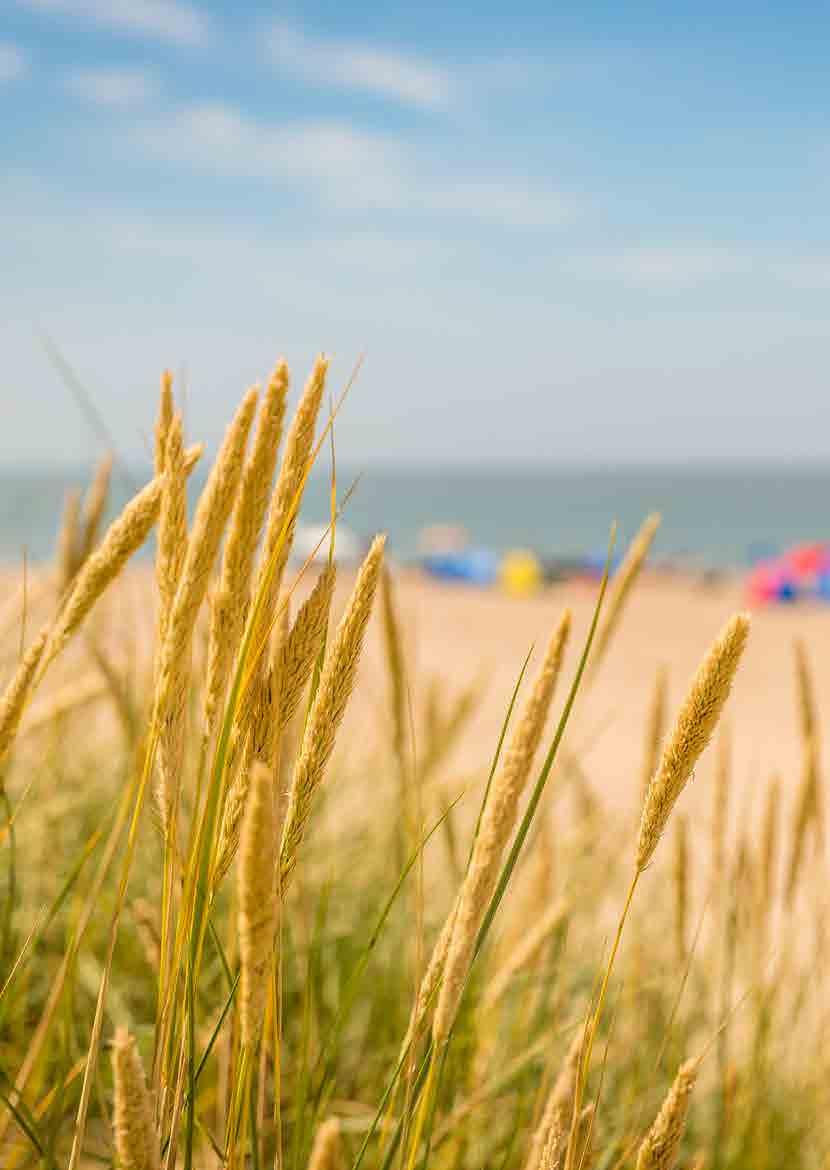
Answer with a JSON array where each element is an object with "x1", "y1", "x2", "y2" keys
[
  {"x1": 564, "y1": 246, "x2": 747, "y2": 288},
  {"x1": 774, "y1": 258, "x2": 830, "y2": 289},
  {"x1": 561, "y1": 246, "x2": 830, "y2": 293},
  {"x1": 65, "y1": 66, "x2": 160, "y2": 107},
  {"x1": 0, "y1": 41, "x2": 27, "y2": 82},
  {"x1": 265, "y1": 23, "x2": 451, "y2": 110},
  {"x1": 133, "y1": 101, "x2": 571, "y2": 226},
  {"x1": 135, "y1": 103, "x2": 399, "y2": 183},
  {"x1": 20, "y1": 0, "x2": 210, "y2": 47}
]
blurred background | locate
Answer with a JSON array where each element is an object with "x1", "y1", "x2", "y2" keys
[{"x1": 2, "y1": 0, "x2": 830, "y2": 583}]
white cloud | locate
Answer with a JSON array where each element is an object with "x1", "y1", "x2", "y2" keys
[
  {"x1": 773, "y1": 258, "x2": 830, "y2": 289},
  {"x1": 0, "y1": 42, "x2": 27, "y2": 82},
  {"x1": 564, "y1": 246, "x2": 747, "y2": 288},
  {"x1": 405, "y1": 178, "x2": 570, "y2": 227},
  {"x1": 562, "y1": 247, "x2": 830, "y2": 292},
  {"x1": 5, "y1": 175, "x2": 830, "y2": 467},
  {"x1": 265, "y1": 23, "x2": 451, "y2": 110},
  {"x1": 20, "y1": 0, "x2": 209, "y2": 47},
  {"x1": 135, "y1": 103, "x2": 399, "y2": 182},
  {"x1": 65, "y1": 66, "x2": 160, "y2": 107},
  {"x1": 133, "y1": 102, "x2": 571, "y2": 226}
]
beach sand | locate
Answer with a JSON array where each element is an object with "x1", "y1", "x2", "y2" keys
[
  {"x1": 4, "y1": 564, "x2": 828, "y2": 840},
  {"x1": 355, "y1": 570, "x2": 830, "y2": 834}
]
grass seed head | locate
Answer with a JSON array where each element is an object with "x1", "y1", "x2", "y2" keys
[
  {"x1": 641, "y1": 664, "x2": 668, "y2": 805},
  {"x1": 279, "y1": 533, "x2": 385, "y2": 890},
  {"x1": 635, "y1": 1059, "x2": 698, "y2": 1170},
  {"x1": 433, "y1": 610, "x2": 571, "y2": 1045},
  {"x1": 46, "y1": 473, "x2": 168, "y2": 669},
  {"x1": 526, "y1": 1030, "x2": 582, "y2": 1170},
  {"x1": 636, "y1": 614, "x2": 750, "y2": 872},
  {"x1": 0, "y1": 624, "x2": 50, "y2": 768},
  {"x1": 591, "y1": 513, "x2": 661, "y2": 674},
  {"x1": 238, "y1": 760, "x2": 279, "y2": 1046},
  {"x1": 204, "y1": 367, "x2": 289, "y2": 739},
  {"x1": 154, "y1": 369, "x2": 174, "y2": 476},
  {"x1": 279, "y1": 563, "x2": 336, "y2": 729},
  {"x1": 256, "y1": 355, "x2": 328, "y2": 616},
  {"x1": 56, "y1": 487, "x2": 82, "y2": 594},
  {"x1": 307, "y1": 1117, "x2": 344, "y2": 1170},
  {"x1": 156, "y1": 413, "x2": 187, "y2": 657},
  {"x1": 111, "y1": 1027, "x2": 159, "y2": 1170},
  {"x1": 79, "y1": 452, "x2": 114, "y2": 566}
]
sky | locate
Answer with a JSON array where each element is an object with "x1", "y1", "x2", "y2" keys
[{"x1": 2, "y1": 0, "x2": 830, "y2": 467}]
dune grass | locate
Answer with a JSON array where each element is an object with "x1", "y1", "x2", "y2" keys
[{"x1": 0, "y1": 360, "x2": 826, "y2": 1169}]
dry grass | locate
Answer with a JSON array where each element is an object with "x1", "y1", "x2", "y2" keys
[{"x1": 0, "y1": 362, "x2": 827, "y2": 1170}]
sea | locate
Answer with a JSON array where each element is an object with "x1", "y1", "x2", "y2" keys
[{"x1": 2, "y1": 463, "x2": 829, "y2": 571}]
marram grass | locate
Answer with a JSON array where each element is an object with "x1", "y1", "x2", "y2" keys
[
  {"x1": 0, "y1": 361, "x2": 825, "y2": 1170},
  {"x1": 637, "y1": 614, "x2": 750, "y2": 872},
  {"x1": 433, "y1": 610, "x2": 571, "y2": 1046}
]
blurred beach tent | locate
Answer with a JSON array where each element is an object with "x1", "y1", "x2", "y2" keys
[
  {"x1": 422, "y1": 546, "x2": 499, "y2": 585},
  {"x1": 747, "y1": 541, "x2": 830, "y2": 604},
  {"x1": 293, "y1": 522, "x2": 361, "y2": 566},
  {"x1": 418, "y1": 521, "x2": 498, "y2": 584},
  {"x1": 417, "y1": 523, "x2": 469, "y2": 556},
  {"x1": 500, "y1": 549, "x2": 542, "y2": 597}
]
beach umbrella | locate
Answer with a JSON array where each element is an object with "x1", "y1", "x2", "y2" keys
[{"x1": 500, "y1": 549, "x2": 543, "y2": 597}]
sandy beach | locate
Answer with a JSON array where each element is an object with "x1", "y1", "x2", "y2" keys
[
  {"x1": 354, "y1": 570, "x2": 830, "y2": 830},
  {"x1": 4, "y1": 563, "x2": 828, "y2": 842}
]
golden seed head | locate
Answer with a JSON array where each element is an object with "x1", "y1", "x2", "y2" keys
[
  {"x1": 636, "y1": 614, "x2": 750, "y2": 872},
  {"x1": 635, "y1": 1059, "x2": 698, "y2": 1170},
  {"x1": 79, "y1": 452, "x2": 114, "y2": 566},
  {"x1": 279, "y1": 533, "x2": 385, "y2": 890},
  {"x1": 794, "y1": 637, "x2": 817, "y2": 748},
  {"x1": 56, "y1": 487, "x2": 82, "y2": 594},
  {"x1": 154, "y1": 370, "x2": 174, "y2": 477},
  {"x1": 153, "y1": 389, "x2": 257, "y2": 829},
  {"x1": 433, "y1": 610, "x2": 571, "y2": 1046},
  {"x1": 156, "y1": 412, "x2": 187, "y2": 654},
  {"x1": 183, "y1": 443, "x2": 204, "y2": 474},
  {"x1": 279, "y1": 564, "x2": 336, "y2": 729},
  {"x1": 0, "y1": 624, "x2": 50, "y2": 768},
  {"x1": 307, "y1": 1117, "x2": 344, "y2": 1170},
  {"x1": 641, "y1": 664, "x2": 668, "y2": 805},
  {"x1": 238, "y1": 761, "x2": 279, "y2": 1046},
  {"x1": 256, "y1": 355, "x2": 328, "y2": 614},
  {"x1": 153, "y1": 412, "x2": 190, "y2": 829},
  {"x1": 380, "y1": 565, "x2": 407, "y2": 761},
  {"x1": 204, "y1": 369, "x2": 289, "y2": 740},
  {"x1": 525, "y1": 1031, "x2": 582, "y2": 1170},
  {"x1": 156, "y1": 388, "x2": 258, "y2": 709},
  {"x1": 538, "y1": 1119, "x2": 563, "y2": 1170},
  {"x1": 591, "y1": 513, "x2": 661, "y2": 673},
  {"x1": 202, "y1": 584, "x2": 234, "y2": 743},
  {"x1": 46, "y1": 473, "x2": 167, "y2": 670},
  {"x1": 111, "y1": 1027, "x2": 159, "y2": 1170},
  {"x1": 225, "y1": 371, "x2": 288, "y2": 607}
]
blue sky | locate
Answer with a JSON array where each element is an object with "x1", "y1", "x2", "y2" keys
[{"x1": 3, "y1": 0, "x2": 830, "y2": 465}]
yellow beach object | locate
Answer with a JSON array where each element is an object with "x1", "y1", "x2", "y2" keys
[{"x1": 500, "y1": 549, "x2": 542, "y2": 597}]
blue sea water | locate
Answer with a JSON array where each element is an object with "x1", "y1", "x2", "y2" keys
[{"x1": 1, "y1": 463, "x2": 829, "y2": 570}]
